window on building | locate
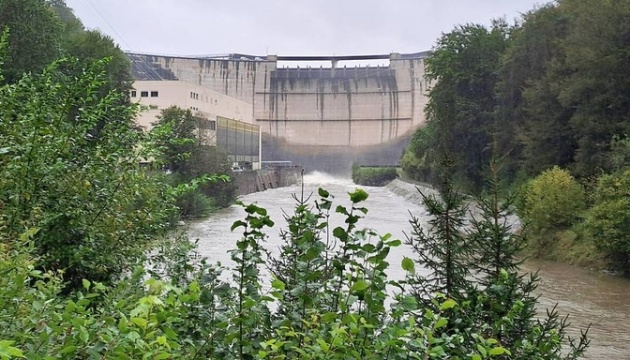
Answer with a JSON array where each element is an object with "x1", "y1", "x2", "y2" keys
[
  {"x1": 149, "y1": 105, "x2": 158, "y2": 110},
  {"x1": 140, "y1": 91, "x2": 148, "y2": 97},
  {"x1": 150, "y1": 91, "x2": 159, "y2": 97},
  {"x1": 199, "y1": 120, "x2": 216, "y2": 130},
  {"x1": 130, "y1": 90, "x2": 137, "y2": 97}
]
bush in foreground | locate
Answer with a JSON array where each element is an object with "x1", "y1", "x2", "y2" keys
[{"x1": 0, "y1": 186, "x2": 589, "y2": 359}]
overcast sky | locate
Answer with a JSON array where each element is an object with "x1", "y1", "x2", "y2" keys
[{"x1": 65, "y1": 0, "x2": 547, "y2": 57}]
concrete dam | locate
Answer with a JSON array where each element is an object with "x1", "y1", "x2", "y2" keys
[{"x1": 129, "y1": 52, "x2": 432, "y2": 174}]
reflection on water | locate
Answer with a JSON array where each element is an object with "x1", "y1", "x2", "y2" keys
[{"x1": 187, "y1": 172, "x2": 630, "y2": 360}]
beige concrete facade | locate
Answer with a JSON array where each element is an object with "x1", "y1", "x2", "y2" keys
[
  {"x1": 132, "y1": 80, "x2": 254, "y2": 130},
  {"x1": 131, "y1": 80, "x2": 261, "y2": 169}
]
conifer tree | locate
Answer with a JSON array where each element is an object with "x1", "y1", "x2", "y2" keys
[{"x1": 405, "y1": 158, "x2": 471, "y2": 302}]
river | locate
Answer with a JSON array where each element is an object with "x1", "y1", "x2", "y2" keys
[{"x1": 187, "y1": 172, "x2": 630, "y2": 360}]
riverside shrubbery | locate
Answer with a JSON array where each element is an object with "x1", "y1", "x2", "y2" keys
[
  {"x1": 351, "y1": 164, "x2": 399, "y2": 186},
  {"x1": 0, "y1": 185, "x2": 590, "y2": 359}
]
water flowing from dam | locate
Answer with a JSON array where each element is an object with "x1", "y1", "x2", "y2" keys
[{"x1": 187, "y1": 172, "x2": 630, "y2": 359}]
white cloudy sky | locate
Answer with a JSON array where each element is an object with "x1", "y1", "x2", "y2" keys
[{"x1": 65, "y1": 0, "x2": 547, "y2": 57}]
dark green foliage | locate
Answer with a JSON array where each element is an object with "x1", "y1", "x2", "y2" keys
[
  {"x1": 469, "y1": 160, "x2": 527, "y2": 282},
  {"x1": 405, "y1": 160, "x2": 470, "y2": 301},
  {"x1": 584, "y1": 170, "x2": 630, "y2": 271},
  {"x1": 405, "y1": 0, "x2": 630, "y2": 184},
  {"x1": 0, "y1": 0, "x2": 63, "y2": 84},
  {"x1": 351, "y1": 164, "x2": 398, "y2": 186},
  {"x1": 411, "y1": 21, "x2": 510, "y2": 193},
  {"x1": 62, "y1": 30, "x2": 133, "y2": 96},
  {"x1": 0, "y1": 57, "x2": 176, "y2": 290},
  {"x1": 496, "y1": 4, "x2": 574, "y2": 178},
  {"x1": 403, "y1": 0, "x2": 630, "y2": 270},
  {"x1": 558, "y1": 0, "x2": 630, "y2": 178},
  {"x1": 151, "y1": 106, "x2": 237, "y2": 217}
]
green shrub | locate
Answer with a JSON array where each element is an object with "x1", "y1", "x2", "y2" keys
[
  {"x1": 352, "y1": 164, "x2": 398, "y2": 186},
  {"x1": 584, "y1": 170, "x2": 630, "y2": 270},
  {"x1": 520, "y1": 166, "x2": 585, "y2": 233},
  {"x1": 0, "y1": 58, "x2": 176, "y2": 290},
  {"x1": 175, "y1": 191, "x2": 215, "y2": 219},
  {"x1": 0, "y1": 188, "x2": 589, "y2": 359}
]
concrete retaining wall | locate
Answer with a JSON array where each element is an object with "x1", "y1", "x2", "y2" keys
[{"x1": 234, "y1": 167, "x2": 302, "y2": 195}]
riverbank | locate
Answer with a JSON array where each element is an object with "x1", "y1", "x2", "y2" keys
[{"x1": 386, "y1": 177, "x2": 615, "y2": 274}]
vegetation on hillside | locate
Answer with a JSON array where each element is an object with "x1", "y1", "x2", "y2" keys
[{"x1": 402, "y1": 0, "x2": 630, "y2": 272}]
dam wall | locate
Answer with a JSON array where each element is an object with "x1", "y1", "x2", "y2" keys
[
  {"x1": 129, "y1": 52, "x2": 431, "y2": 148},
  {"x1": 256, "y1": 57, "x2": 430, "y2": 147}
]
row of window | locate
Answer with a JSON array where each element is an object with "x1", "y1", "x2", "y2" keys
[
  {"x1": 131, "y1": 90, "x2": 159, "y2": 98},
  {"x1": 190, "y1": 92, "x2": 199, "y2": 100}
]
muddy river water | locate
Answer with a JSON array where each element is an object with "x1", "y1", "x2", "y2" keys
[{"x1": 187, "y1": 173, "x2": 630, "y2": 359}]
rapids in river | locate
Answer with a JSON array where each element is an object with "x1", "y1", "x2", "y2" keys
[{"x1": 187, "y1": 172, "x2": 630, "y2": 359}]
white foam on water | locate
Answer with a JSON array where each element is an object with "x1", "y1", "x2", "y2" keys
[{"x1": 302, "y1": 171, "x2": 356, "y2": 187}]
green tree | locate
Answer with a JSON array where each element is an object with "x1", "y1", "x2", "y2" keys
[
  {"x1": 47, "y1": 0, "x2": 83, "y2": 35},
  {"x1": 151, "y1": 106, "x2": 237, "y2": 215},
  {"x1": 412, "y1": 21, "x2": 511, "y2": 192},
  {"x1": 405, "y1": 160, "x2": 471, "y2": 301},
  {"x1": 63, "y1": 30, "x2": 132, "y2": 96},
  {"x1": 0, "y1": 0, "x2": 63, "y2": 84},
  {"x1": 0, "y1": 57, "x2": 174, "y2": 290},
  {"x1": 558, "y1": 0, "x2": 630, "y2": 178},
  {"x1": 496, "y1": 4, "x2": 575, "y2": 177}
]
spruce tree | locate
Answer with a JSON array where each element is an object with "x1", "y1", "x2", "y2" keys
[
  {"x1": 465, "y1": 158, "x2": 589, "y2": 358},
  {"x1": 405, "y1": 158, "x2": 471, "y2": 302}
]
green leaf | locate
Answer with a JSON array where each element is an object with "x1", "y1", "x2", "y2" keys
[
  {"x1": 321, "y1": 312, "x2": 337, "y2": 323},
  {"x1": 489, "y1": 347, "x2": 510, "y2": 356},
  {"x1": 386, "y1": 239, "x2": 402, "y2": 247},
  {"x1": 231, "y1": 220, "x2": 247, "y2": 231},
  {"x1": 60, "y1": 346, "x2": 77, "y2": 355},
  {"x1": 401, "y1": 257, "x2": 415, "y2": 272},
  {"x1": 318, "y1": 188, "x2": 330, "y2": 198},
  {"x1": 430, "y1": 345, "x2": 446, "y2": 357},
  {"x1": 476, "y1": 344, "x2": 487, "y2": 357},
  {"x1": 349, "y1": 188, "x2": 369, "y2": 203},
  {"x1": 440, "y1": 299, "x2": 457, "y2": 311},
  {"x1": 271, "y1": 278, "x2": 285, "y2": 291},
  {"x1": 82, "y1": 279, "x2": 91, "y2": 291},
  {"x1": 351, "y1": 280, "x2": 369, "y2": 292},
  {"x1": 131, "y1": 317, "x2": 148, "y2": 329},
  {"x1": 434, "y1": 317, "x2": 448, "y2": 329}
]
